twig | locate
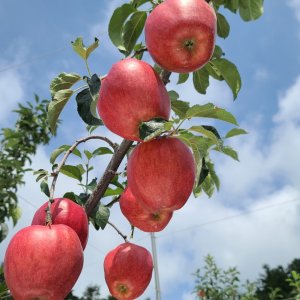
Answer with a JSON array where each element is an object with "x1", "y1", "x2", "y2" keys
[
  {"x1": 46, "y1": 135, "x2": 117, "y2": 224},
  {"x1": 108, "y1": 221, "x2": 127, "y2": 242}
]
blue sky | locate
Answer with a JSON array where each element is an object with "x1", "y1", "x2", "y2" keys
[{"x1": 1, "y1": 1, "x2": 300, "y2": 299}]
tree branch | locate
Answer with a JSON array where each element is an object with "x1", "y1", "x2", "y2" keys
[{"x1": 85, "y1": 139, "x2": 133, "y2": 216}]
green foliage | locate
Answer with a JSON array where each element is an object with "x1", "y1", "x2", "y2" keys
[
  {"x1": 193, "y1": 254, "x2": 240, "y2": 299},
  {"x1": 0, "y1": 95, "x2": 51, "y2": 241}
]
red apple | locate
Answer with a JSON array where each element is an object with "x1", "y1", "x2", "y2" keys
[
  {"x1": 31, "y1": 197, "x2": 89, "y2": 250},
  {"x1": 120, "y1": 186, "x2": 173, "y2": 232},
  {"x1": 4, "y1": 224, "x2": 83, "y2": 300},
  {"x1": 104, "y1": 242, "x2": 153, "y2": 300},
  {"x1": 127, "y1": 136, "x2": 196, "y2": 211},
  {"x1": 97, "y1": 58, "x2": 170, "y2": 141},
  {"x1": 145, "y1": 0, "x2": 217, "y2": 73}
]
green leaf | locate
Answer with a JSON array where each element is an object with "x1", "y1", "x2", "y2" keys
[
  {"x1": 206, "y1": 160, "x2": 220, "y2": 191},
  {"x1": 210, "y1": 58, "x2": 242, "y2": 99},
  {"x1": 239, "y1": 0, "x2": 264, "y2": 21},
  {"x1": 171, "y1": 99, "x2": 190, "y2": 119},
  {"x1": 50, "y1": 148, "x2": 65, "y2": 164},
  {"x1": 48, "y1": 89, "x2": 74, "y2": 133},
  {"x1": 139, "y1": 118, "x2": 170, "y2": 141},
  {"x1": 212, "y1": 45, "x2": 224, "y2": 59},
  {"x1": 214, "y1": 145, "x2": 239, "y2": 161},
  {"x1": 104, "y1": 187, "x2": 124, "y2": 197},
  {"x1": 189, "y1": 126, "x2": 222, "y2": 148},
  {"x1": 76, "y1": 88, "x2": 103, "y2": 126},
  {"x1": 217, "y1": 13, "x2": 230, "y2": 38},
  {"x1": 108, "y1": 4, "x2": 136, "y2": 49},
  {"x1": 40, "y1": 180, "x2": 50, "y2": 197},
  {"x1": 92, "y1": 147, "x2": 114, "y2": 157},
  {"x1": 224, "y1": 0, "x2": 239, "y2": 12},
  {"x1": 201, "y1": 173, "x2": 215, "y2": 198},
  {"x1": 177, "y1": 73, "x2": 189, "y2": 84},
  {"x1": 71, "y1": 37, "x2": 99, "y2": 60},
  {"x1": 60, "y1": 165, "x2": 83, "y2": 181},
  {"x1": 168, "y1": 90, "x2": 179, "y2": 101},
  {"x1": 0, "y1": 223, "x2": 8, "y2": 243},
  {"x1": 91, "y1": 205, "x2": 110, "y2": 230},
  {"x1": 10, "y1": 206, "x2": 21, "y2": 226},
  {"x1": 194, "y1": 158, "x2": 209, "y2": 197},
  {"x1": 193, "y1": 68, "x2": 210, "y2": 94},
  {"x1": 185, "y1": 103, "x2": 238, "y2": 125},
  {"x1": 122, "y1": 11, "x2": 147, "y2": 54},
  {"x1": 131, "y1": 0, "x2": 150, "y2": 8},
  {"x1": 84, "y1": 150, "x2": 93, "y2": 160},
  {"x1": 50, "y1": 73, "x2": 81, "y2": 97},
  {"x1": 225, "y1": 128, "x2": 248, "y2": 138},
  {"x1": 50, "y1": 145, "x2": 82, "y2": 164}
]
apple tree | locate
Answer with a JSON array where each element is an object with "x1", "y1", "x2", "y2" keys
[{"x1": 3, "y1": 0, "x2": 264, "y2": 299}]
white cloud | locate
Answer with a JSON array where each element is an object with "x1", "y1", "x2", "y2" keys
[
  {"x1": 287, "y1": 0, "x2": 300, "y2": 22},
  {"x1": 0, "y1": 69, "x2": 24, "y2": 124}
]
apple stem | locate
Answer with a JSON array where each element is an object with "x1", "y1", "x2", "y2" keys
[{"x1": 107, "y1": 221, "x2": 128, "y2": 242}]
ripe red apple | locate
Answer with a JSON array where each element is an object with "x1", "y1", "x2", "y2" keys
[
  {"x1": 4, "y1": 224, "x2": 84, "y2": 300},
  {"x1": 127, "y1": 136, "x2": 196, "y2": 211},
  {"x1": 120, "y1": 186, "x2": 173, "y2": 232},
  {"x1": 104, "y1": 242, "x2": 153, "y2": 300},
  {"x1": 31, "y1": 197, "x2": 89, "y2": 250},
  {"x1": 145, "y1": 0, "x2": 217, "y2": 73},
  {"x1": 97, "y1": 58, "x2": 170, "y2": 141}
]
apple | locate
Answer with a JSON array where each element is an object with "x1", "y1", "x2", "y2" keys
[
  {"x1": 120, "y1": 186, "x2": 173, "y2": 232},
  {"x1": 31, "y1": 197, "x2": 89, "y2": 250},
  {"x1": 104, "y1": 242, "x2": 153, "y2": 300},
  {"x1": 97, "y1": 58, "x2": 171, "y2": 141},
  {"x1": 127, "y1": 136, "x2": 196, "y2": 211},
  {"x1": 145, "y1": 0, "x2": 217, "y2": 73},
  {"x1": 4, "y1": 224, "x2": 83, "y2": 300}
]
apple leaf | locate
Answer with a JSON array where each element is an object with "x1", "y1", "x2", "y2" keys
[
  {"x1": 239, "y1": 0, "x2": 264, "y2": 21},
  {"x1": 207, "y1": 160, "x2": 220, "y2": 191},
  {"x1": 76, "y1": 88, "x2": 103, "y2": 126},
  {"x1": 171, "y1": 99, "x2": 190, "y2": 119},
  {"x1": 217, "y1": 12, "x2": 230, "y2": 38},
  {"x1": 185, "y1": 103, "x2": 238, "y2": 126},
  {"x1": 71, "y1": 37, "x2": 99, "y2": 60},
  {"x1": 189, "y1": 126, "x2": 223, "y2": 148},
  {"x1": 109, "y1": 4, "x2": 136, "y2": 50},
  {"x1": 177, "y1": 73, "x2": 189, "y2": 84},
  {"x1": 131, "y1": 0, "x2": 151, "y2": 8},
  {"x1": 92, "y1": 147, "x2": 114, "y2": 157},
  {"x1": 193, "y1": 68, "x2": 210, "y2": 94},
  {"x1": 104, "y1": 187, "x2": 124, "y2": 197},
  {"x1": 122, "y1": 11, "x2": 147, "y2": 54},
  {"x1": 0, "y1": 223, "x2": 9, "y2": 243},
  {"x1": 214, "y1": 145, "x2": 239, "y2": 161},
  {"x1": 168, "y1": 90, "x2": 179, "y2": 101},
  {"x1": 139, "y1": 118, "x2": 172, "y2": 141},
  {"x1": 9, "y1": 206, "x2": 22, "y2": 227},
  {"x1": 50, "y1": 145, "x2": 81, "y2": 164},
  {"x1": 224, "y1": 0, "x2": 239, "y2": 12},
  {"x1": 40, "y1": 180, "x2": 50, "y2": 197},
  {"x1": 50, "y1": 72, "x2": 81, "y2": 97},
  {"x1": 91, "y1": 205, "x2": 110, "y2": 230},
  {"x1": 225, "y1": 128, "x2": 248, "y2": 138},
  {"x1": 210, "y1": 58, "x2": 241, "y2": 100},
  {"x1": 60, "y1": 165, "x2": 83, "y2": 181},
  {"x1": 212, "y1": 45, "x2": 224, "y2": 59},
  {"x1": 201, "y1": 172, "x2": 215, "y2": 198},
  {"x1": 48, "y1": 89, "x2": 74, "y2": 134}
]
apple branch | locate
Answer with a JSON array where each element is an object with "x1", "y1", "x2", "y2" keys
[
  {"x1": 84, "y1": 139, "x2": 133, "y2": 216},
  {"x1": 45, "y1": 135, "x2": 118, "y2": 224}
]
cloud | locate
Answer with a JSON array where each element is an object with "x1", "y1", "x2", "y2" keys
[
  {"x1": 287, "y1": 0, "x2": 300, "y2": 22},
  {"x1": 0, "y1": 69, "x2": 25, "y2": 125}
]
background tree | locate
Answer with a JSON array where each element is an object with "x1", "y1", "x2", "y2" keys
[{"x1": 0, "y1": 96, "x2": 51, "y2": 242}]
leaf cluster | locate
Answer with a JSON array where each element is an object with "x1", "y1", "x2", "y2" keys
[{"x1": 0, "y1": 96, "x2": 51, "y2": 242}]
